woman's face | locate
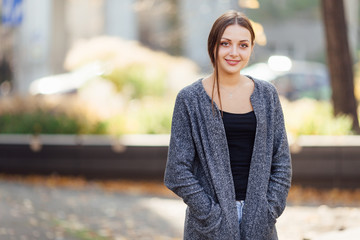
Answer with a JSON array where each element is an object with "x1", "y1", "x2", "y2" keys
[{"x1": 216, "y1": 24, "x2": 253, "y2": 77}]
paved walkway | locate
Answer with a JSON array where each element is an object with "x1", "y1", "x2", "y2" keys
[
  {"x1": 1, "y1": 178, "x2": 360, "y2": 240},
  {"x1": 0, "y1": 180, "x2": 184, "y2": 240}
]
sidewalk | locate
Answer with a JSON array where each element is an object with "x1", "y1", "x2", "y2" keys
[
  {"x1": 0, "y1": 180, "x2": 183, "y2": 240},
  {"x1": 1, "y1": 177, "x2": 360, "y2": 240}
]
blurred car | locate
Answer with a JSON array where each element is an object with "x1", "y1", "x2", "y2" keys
[
  {"x1": 242, "y1": 56, "x2": 331, "y2": 101},
  {"x1": 29, "y1": 62, "x2": 105, "y2": 95}
]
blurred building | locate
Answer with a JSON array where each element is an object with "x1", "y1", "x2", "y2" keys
[
  {"x1": 0, "y1": 0, "x2": 358, "y2": 95},
  {"x1": 1, "y1": 0, "x2": 138, "y2": 94}
]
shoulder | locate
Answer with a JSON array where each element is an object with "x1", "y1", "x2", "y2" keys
[
  {"x1": 172, "y1": 79, "x2": 208, "y2": 120},
  {"x1": 176, "y1": 79, "x2": 203, "y2": 101},
  {"x1": 252, "y1": 77, "x2": 277, "y2": 94},
  {"x1": 249, "y1": 77, "x2": 282, "y2": 111},
  {"x1": 248, "y1": 76, "x2": 279, "y2": 101}
]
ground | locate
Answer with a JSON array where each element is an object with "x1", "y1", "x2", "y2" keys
[{"x1": 0, "y1": 174, "x2": 359, "y2": 240}]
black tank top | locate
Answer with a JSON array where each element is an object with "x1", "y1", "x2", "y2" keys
[{"x1": 222, "y1": 111, "x2": 257, "y2": 201}]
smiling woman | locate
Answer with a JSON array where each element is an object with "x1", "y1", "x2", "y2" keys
[
  {"x1": 218, "y1": 26, "x2": 253, "y2": 75},
  {"x1": 164, "y1": 10, "x2": 292, "y2": 240},
  {"x1": 204, "y1": 11, "x2": 255, "y2": 115}
]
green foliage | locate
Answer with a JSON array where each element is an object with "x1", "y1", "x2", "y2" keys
[
  {"x1": 89, "y1": 121, "x2": 108, "y2": 135},
  {"x1": 102, "y1": 64, "x2": 166, "y2": 99},
  {"x1": 282, "y1": 98, "x2": 354, "y2": 137},
  {"x1": 1, "y1": 96, "x2": 356, "y2": 136},
  {"x1": 135, "y1": 102, "x2": 172, "y2": 134},
  {"x1": 106, "y1": 98, "x2": 174, "y2": 135},
  {"x1": 0, "y1": 110, "x2": 107, "y2": 135},
  {"x1": 104, "y1": 114, "x2": 127, "y2": 136},
  {"x1": 0, "y1": 111, "x2": 77, "y2": 134}
]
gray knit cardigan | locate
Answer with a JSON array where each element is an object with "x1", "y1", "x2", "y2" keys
[{"x1": 164, "y1": 77, "x2": 292, "y2": 240}]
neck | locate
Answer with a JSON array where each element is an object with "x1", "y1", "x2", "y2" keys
[{"x1": 211, "y1": 72, "x2": 245, "y2": 87}]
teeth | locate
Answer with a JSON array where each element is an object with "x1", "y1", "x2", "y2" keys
[{"x1": 227, "y1": 60, "x2": 239, "y2": 64}]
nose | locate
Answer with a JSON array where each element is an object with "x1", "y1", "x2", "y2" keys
[{"x1": 229, "y1": 45, "x2": 239, "y2": 57}]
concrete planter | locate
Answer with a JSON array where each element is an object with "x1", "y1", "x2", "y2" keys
[
  {"x1": 0, "y1": 134, "x2": 169, "y2": 180},
  {"x1": 290, "y1": 135, "x2": 360, "y2": 188},
  {"x1": 0, "y1": 134, "x2": 359, "y2": 188}
]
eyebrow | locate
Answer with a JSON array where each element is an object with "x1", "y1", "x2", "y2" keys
[{"x1": 221, "y1": 38, "x2": 250, "y2": 42}]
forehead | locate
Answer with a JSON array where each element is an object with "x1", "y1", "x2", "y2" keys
[{"x1": 221, "y1": 24, "x2": 251, "y2": 41}]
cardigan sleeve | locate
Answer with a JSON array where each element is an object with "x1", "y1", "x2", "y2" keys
[
  {"x1": 164, "y1": 91, "x2": 221, "y2": 222},
  {"x1": 267, "y1": 88, "x2": 292, "y2": 219}
]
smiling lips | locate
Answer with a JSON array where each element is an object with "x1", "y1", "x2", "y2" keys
[{"x1": 225, "y1": 59, "x2": 241, "y2": 66}]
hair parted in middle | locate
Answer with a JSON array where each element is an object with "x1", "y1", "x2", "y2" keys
[{"x1": 207, "y1": 10, "x2": 255, "y2": 114}]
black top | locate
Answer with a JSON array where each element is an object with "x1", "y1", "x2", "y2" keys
[{"x1": 222, "y1": 111, "x2": 257, "y2": 201}]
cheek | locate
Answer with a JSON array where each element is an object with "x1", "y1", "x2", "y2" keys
[
  {"x1": 241, "y1": 49, "x2": 252, "y2": 59},
  {"x1": 217, "y1": 47, "x2": 228, "y2": 56},
  {"x1": 216, "y1": 49, "x2": 228, "y2": 65}
]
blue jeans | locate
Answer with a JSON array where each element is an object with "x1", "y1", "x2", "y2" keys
[{"x1": 236, "y1": 200, "x2": 245, "y2": 225}]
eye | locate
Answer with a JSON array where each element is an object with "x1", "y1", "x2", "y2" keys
[
  {"x1": 220, "y1": 41, "x2": 230, "y2": 47},
  {"x1": 240, "y1": 43, "x2": 249, "y2": 48}
]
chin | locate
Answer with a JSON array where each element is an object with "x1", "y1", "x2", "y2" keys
[{"x1": 225, "y1": 67, "x2": 242, "y2": 75}]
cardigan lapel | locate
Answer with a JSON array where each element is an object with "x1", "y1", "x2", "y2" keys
[
  {"x1": 241, "y1": 79, "x2": 270, "y2": 236},
  {"x1": 247, "y1": 79, "x2": 268, "y2": 198},
  {"x1": 206, "y1": 110, "x2": 240, "y2": 238},
  {"x1": 197, "y1": 84, "x2": 239, "y2": 238}
]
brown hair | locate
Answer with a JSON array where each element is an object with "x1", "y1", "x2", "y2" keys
[{"x1": 207, "y1": 10, "x2": 255, "y2": 113}]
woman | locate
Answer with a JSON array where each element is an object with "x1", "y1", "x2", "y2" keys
[{"x1": 164, "y1": 10, "x2": 292, "y2": 240}]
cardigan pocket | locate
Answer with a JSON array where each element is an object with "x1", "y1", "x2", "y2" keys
[
  {"x1": 266, "y1": 200, "x2": 277, "y2": 225},
  {"x1": 188, "y1": 201, "x2": 224, "y2": 237},
  {"x1": 248, "y1": 198, "x2": 278, "y2": 239},
  {"x1": 264, "y1": 200, "x2": 278, "y2": 239}
]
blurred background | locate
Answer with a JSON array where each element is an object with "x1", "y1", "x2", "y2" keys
[
  {"x1": 0, "y1": 0, "x2": 360, "y2": 240},
  {"x1": 0, "y1": 0, "x2": 359, "y2": 136}
]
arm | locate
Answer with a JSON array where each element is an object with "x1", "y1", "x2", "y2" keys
[
  {"x1": 267, "y1": 89, "x2": 292, "y2": 219},
  {"x1": 164, "y1": 91, "x2": 221, "y2": 223}
]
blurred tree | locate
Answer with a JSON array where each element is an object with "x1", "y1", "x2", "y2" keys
[
  {"x1": 321, "y1": 0, "x2": 359, "y2": 133},
  {"x1": 0, "y1": 57, "x2": 13, "y2": 84},
  {"x1": 135, "y1": 0, "x2": 181, "y2": 56}
]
